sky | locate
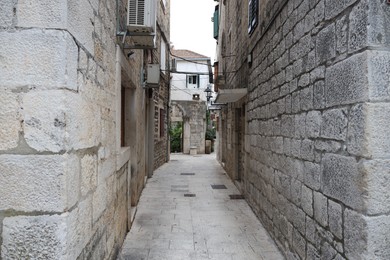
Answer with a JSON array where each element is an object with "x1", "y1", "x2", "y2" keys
[{"x1": 170, "y1": 0, "x2": 217, "y2": 61}]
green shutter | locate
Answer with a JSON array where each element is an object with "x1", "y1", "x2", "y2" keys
[{"x1": 213, "y1": 5, "x2": 219, "y2": 40}]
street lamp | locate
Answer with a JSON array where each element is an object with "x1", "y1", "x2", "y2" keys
[{"x1": 204, "y1": 84, "x2": 212, "y2": 101}]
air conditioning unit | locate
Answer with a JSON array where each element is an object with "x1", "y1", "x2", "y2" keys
[{"x1": 127, "y1": 0, "x2": 156, "y2": 33}]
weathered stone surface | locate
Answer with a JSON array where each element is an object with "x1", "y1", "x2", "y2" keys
[
  {"x1": 307, "y1": 243, "x2": 320, "y2": 260},
  {"x1": 321, "y1": 242, "x2": 337, "y2": 260},
  {"x1": 306, "y1": 111, "x2": 321, "y2": 138},
  {"x1": 0, "y1": 154, "x2": 79, "y2": 212},
  {"x1": 0, "y1": 0, "x2": 16, "y2": 27},
  {"x1": 81, "y1": 154, "x2": 98, "y2": 197},
  {"x1": 67, "y1": 196, "x2": 93, "y2": 260},
  {"x1": 17, "y1": 0, "x2": 67, "y2": 28},
  {"x1": 368, "y1": 51, "x2": 390, "y2": 101},
  {"x1": 313, "y1": 80, "x2": 325, "y2": 109},
  {"x1": 368, "y1": 1, "x2": 390, "y2": 47},
  {"x1": 304, "y1": 161, "x2": 321, "y2": 190},
  {"x1": 345, "y1": 210, "x2": 390, "y2": 259},
  {"x1": 2, "y1": 214, "x2": 68, "y2": 259},
  {"x1": 359, "y1": 159, "x2": 390, "y2": 215},
  {"x1": 316, "y1": 24, "x2": 336, "y2": 64},
  {"x1": 366, "y1": 103, "x2": 390, "y2": 157},
  {"x1": 300, "y1": 86, "x2": 313, "y2": 111},
  {"x1": 292, "y1": 228, "x2": 306, "y2": 259},
  {"x1": 322, "y1": 154, "x2": 364, "y2": 210},
  {"x1": 314, "y1": 140, "x2": 341, "y2": 154},
  {"x1": 349, "y1": 1, "x2": 368, "y2": 52},
  {"x1": 325, "y1": 52, "x2": 368, "y2": 107},
  {"x1": 301, "y1": 185, "x2": 313, "y2": 217},
  {"x1": 0, "y1": 29, "x2": 77, "y2": 89},
  {"x1": 347, "y1": 104, "x2": 367, "y2": 157},
  {"x1": 313, "y1": 191, "x2": 328, "y2": 227},
  {"x1": 301, "y1": 139, "x2": 314, "y2": 161},
  {"x1": 324, "y1": 0, "x2": 344, "y2": 20},
  {"x1": 93, "y1": 184, "x2": 107, "y2": 223},
  {"x1": 321, "y1": 108, "x2": 348, "y2": 141},
  {"x1": 291, "y1": 179, "x2": 302, "y2": 206},
  {"x1": 305, "y1": 216, "x2": 317, "y2": 245},
  {"x1": 23, "y1": 90, "x2": 101, "y2": 152},
  {"x1": 294, "y1": 113, "x2": 306, "y2": 138},
  {"x1": 328, "y1": 200, "x2": 342, "y2": 239},
  {"x1": 0, "y1": 91, "x2": 20, "y2": 150},
  {"x1": 67, "y1": 0, "x2": 95, "y2": 54},
  {"x1": 334, "y1": 15, "x2": 348, "y2": 55}
]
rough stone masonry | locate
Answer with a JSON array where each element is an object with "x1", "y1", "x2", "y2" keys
[
  {"x1": 217, "y1": 0, "x2": 390, "y2": 259},
  {"x1": 0, "y1": 0, "x2": 173, "y2": 258}
]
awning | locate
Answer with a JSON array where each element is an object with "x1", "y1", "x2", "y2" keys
[{"x1": 214, "y1": 88, "x2": 247, "y2": 103}]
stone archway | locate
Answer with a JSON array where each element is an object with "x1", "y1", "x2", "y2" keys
[{"x1": 170, "y1": 101, "x2": 206, "y2": 154}]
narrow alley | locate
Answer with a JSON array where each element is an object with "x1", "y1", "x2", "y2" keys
[{"x1": 118, "y1": 154, "x2": 283, "y2": 260}]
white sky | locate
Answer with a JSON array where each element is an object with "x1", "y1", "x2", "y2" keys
[{"x1": 170, "y1": 0, "x2": 217, "y2": 61}]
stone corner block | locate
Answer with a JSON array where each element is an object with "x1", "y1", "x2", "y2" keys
[
  {"x1": 359, "y1": 159, "x2": 390, "y2": 215},
  {"x1": 325, "y1": 52, "x2": 368, "y2": 107},
  {"x1": 322, "y1": 154, "x2": 365, "y2": 211},
  {"x1": 0, "y1": 29, "x2": 77, "y2": 89},
  {"x1": 23, "y1": 90, "x2": 101, "y2": 152},
  {"x1": 17, "y1": 0, "x2": 67, "y2": 29},
  {"x1": 1, "y1": 214, "x2": 68, "y2": 260},
  {"x1": 366, "y1": 103, "x2": 390, "y2": 158},
  {"x1": 345, "y1": 209, "x2": 390, "y2": 259},
  {"x1": 0, "y1": 154, "x2": 80, "y2": 212}
]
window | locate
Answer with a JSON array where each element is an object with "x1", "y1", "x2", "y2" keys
[
  {"x1": 160, "y1": 108, "x2": 165, "y2": 138},
  {"x1": 187, "y1": 75, "x2": 199, "y2": 88},
  {"x1": 213, "y1": 5, "x2": 219, "y2": 40},
  {"x1": 121, "y1": 85, "x2": 125, "y2": 147},
  {"x1": 248, "y1": 0, "x2": 258, "y2": 34},
  {"x1": 160, "y1": 39, "x2": 167, "y2": 73}
]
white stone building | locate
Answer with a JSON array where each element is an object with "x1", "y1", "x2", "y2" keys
[
  {"x1": 0, "y1": 0, "x2": 170, "y2": 258},
  {"x1": 170, "y1": 50, "x2": 212, "y2": 154}
]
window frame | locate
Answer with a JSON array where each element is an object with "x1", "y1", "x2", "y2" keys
[
  {"x1": 186, "y1": 74, "x2": 199, "y2": 88},
  {"x1": 248, "y1": 0, "x2": 259, "y2": 35}
]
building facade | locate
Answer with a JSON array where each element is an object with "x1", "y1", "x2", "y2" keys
[
  {"x1": 170, "y1": 50, "x2": 211, "y2": 154},
  {"x1": 0, "y1": 0, "x2": 170, "y2": 258},
  {"x1": 214, "y1": 0, "x2": 390, "y2": 259}
]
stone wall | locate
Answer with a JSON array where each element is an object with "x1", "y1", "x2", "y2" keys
[
  {"x1": 217, "y1": 0, "x2": 390, "y2": 259},
  {"x1": 171, "y1": 101, "x2": 207, "y2": 154},
  {"x1": 152, "y1": 1, "x2": 171, "y2": 170},
  {"x1": 0, "y1": 0, "x2": 169, "y2": 258}
]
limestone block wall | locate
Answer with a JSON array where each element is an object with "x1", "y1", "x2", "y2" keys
[
  {"x1": 153, "y1": 0, "x2": 171, "y2": 170},
  {"x1": 0, "y1": 0, "x2": 146, "y2": 258},
  {"x1": 218, "y1": 0, "x2": 390, "y2": 259}
]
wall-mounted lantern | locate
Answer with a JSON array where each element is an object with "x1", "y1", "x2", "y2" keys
[{"x1": 204, "y1": 84, "x2": 212, "y2": 101}]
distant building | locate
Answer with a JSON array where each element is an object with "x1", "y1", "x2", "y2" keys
[{"x1": 170, "y1": 50, "x2": 211, "y2": 154}]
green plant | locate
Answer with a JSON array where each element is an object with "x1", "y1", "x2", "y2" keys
[{"x1": 170, "y1": 123, "x2": 182, "y2": 153}]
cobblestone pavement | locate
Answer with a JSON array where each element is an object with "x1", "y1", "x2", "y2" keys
[{"x1": 118, "y1": 153, "x2": 284, "y2": 260}]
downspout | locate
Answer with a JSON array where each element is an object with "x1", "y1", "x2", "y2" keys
[{"x1": 166, "y1": 45, "x2": 171, "y2": 162}]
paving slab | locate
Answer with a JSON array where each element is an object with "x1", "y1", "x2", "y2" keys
[{"x1": 118, "y1": 153, "x2": 284, "y2": 260}]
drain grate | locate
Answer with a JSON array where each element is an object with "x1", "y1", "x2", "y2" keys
[
  {"x1": 171, "y1": 185, "x2": 189, "y2": 192},
  {"x1": 180, "y1": 173, "x2": 195, "y2": 176},
  {"x1": 229, "y1": 194, "x2": 245, "y2": 200},
  {"x1": 184, "y1": 193, "x2": 196, "y2": 197},
  {"x1": 211, "y1": 184, "x2": 227, "y2": 190}
]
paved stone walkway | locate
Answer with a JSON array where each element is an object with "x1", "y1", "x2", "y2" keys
[{"x1": 118, "y1": 154, "x2": 284, "y2": 260}]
